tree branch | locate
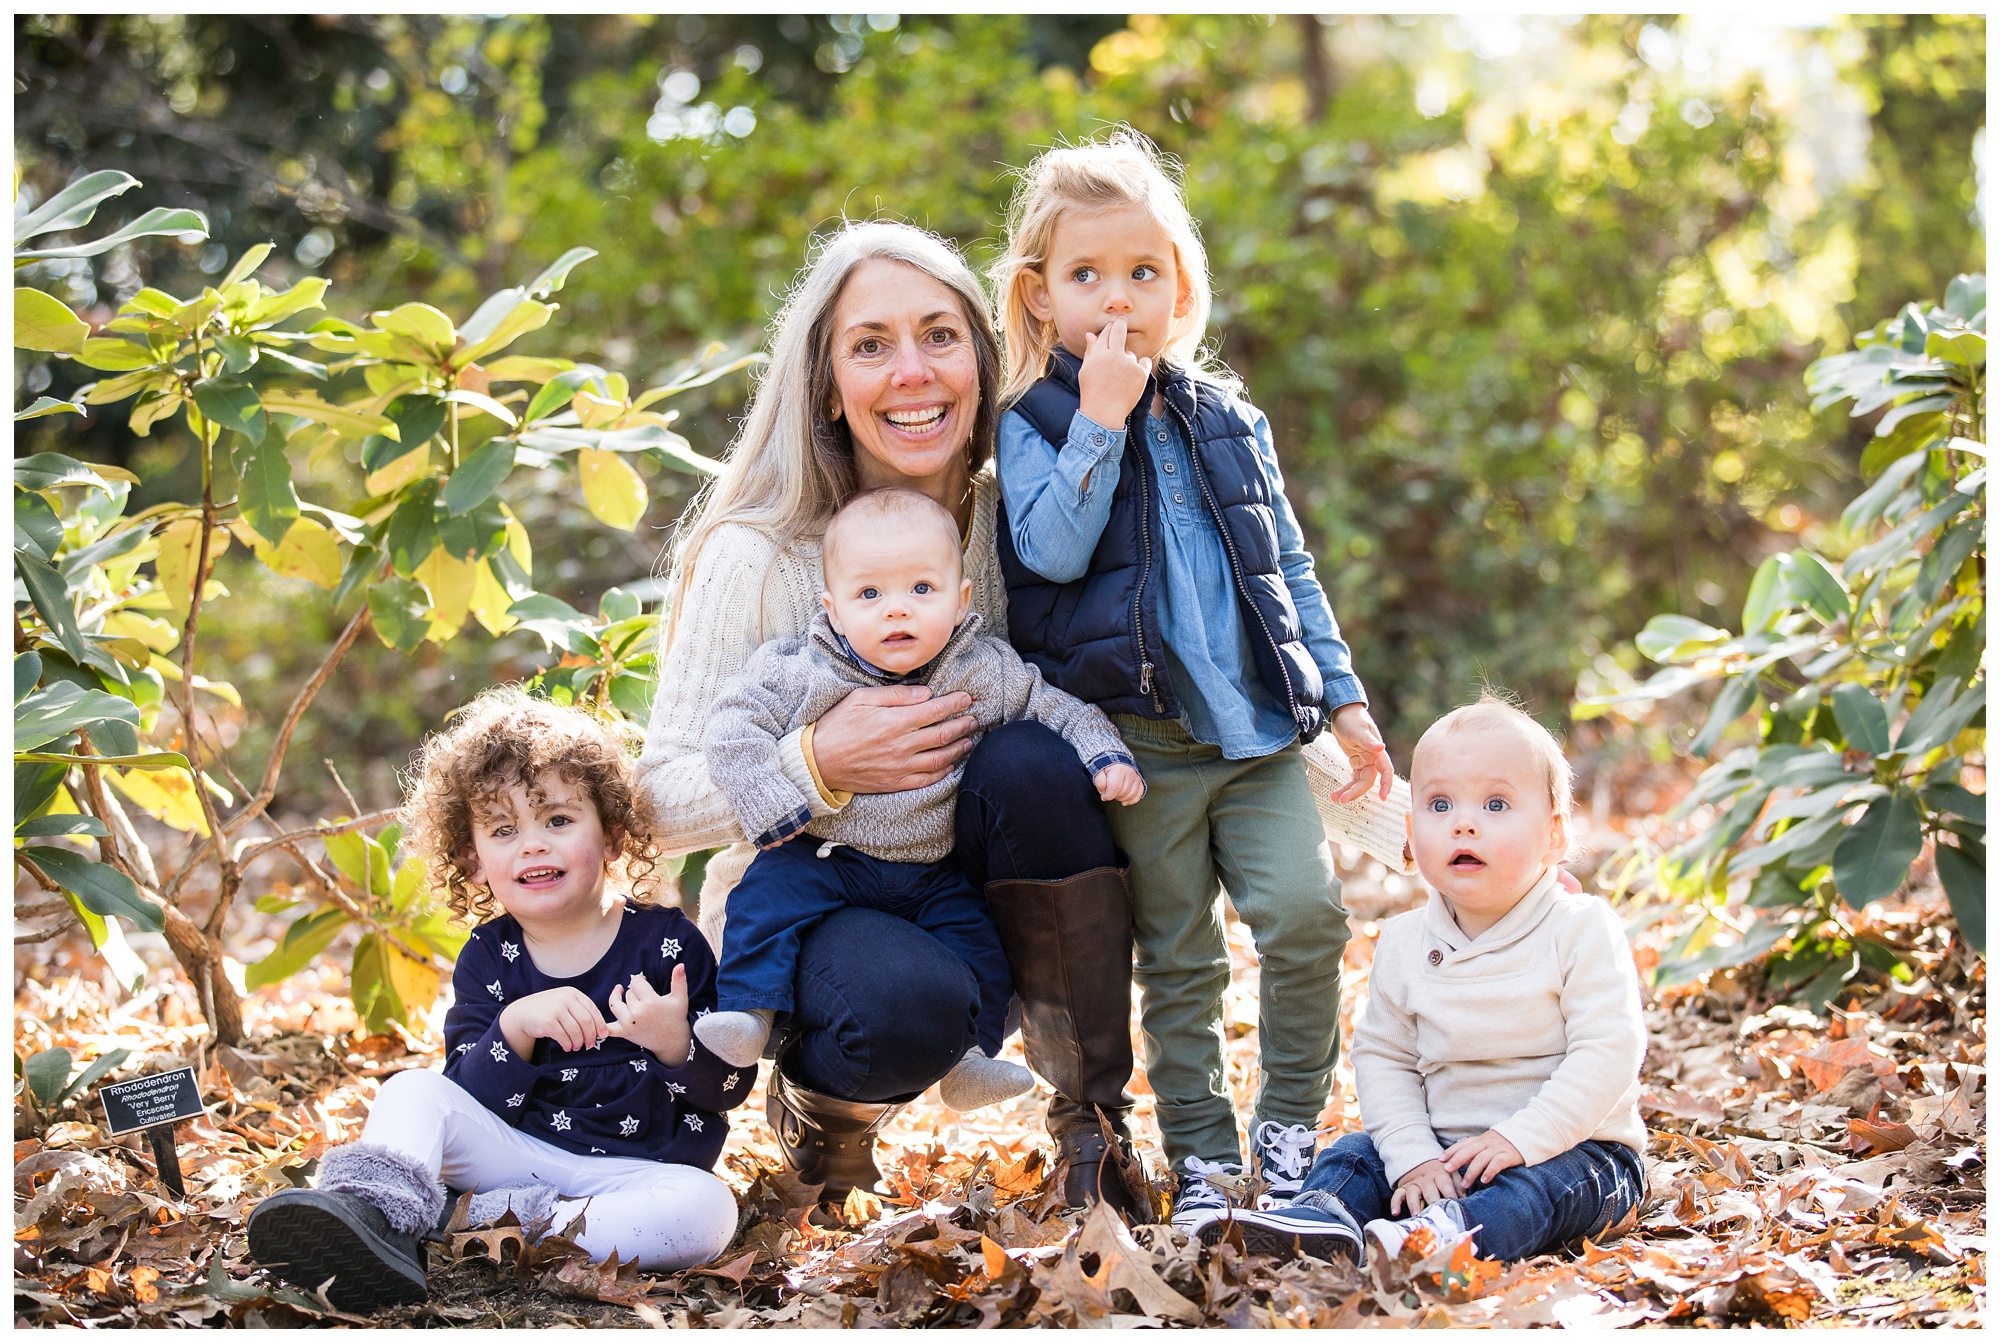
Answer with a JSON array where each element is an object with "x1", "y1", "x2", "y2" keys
[
  {"x1": 221, "y1": 603, "x2": 373, "y2": 840},
  {"x1": 235, "y1": 809, "x2": 399, "y2": 869}
]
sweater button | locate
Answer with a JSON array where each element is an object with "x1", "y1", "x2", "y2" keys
[{"x1": 1427, "y1": 949, "x2": 1443, "y2": 966}]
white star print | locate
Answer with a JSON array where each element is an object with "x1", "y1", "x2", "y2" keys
[
  {"x1": 500, "y1": 941, "x2": 520, "y2": 962},
  {"x1": 723, "y1": 1072, "x2": 741, "y2": 1090},
  {"x1": 455, "y1": 1042, "x2": 472, "y2": 1055},
  {"x1": 683, "y1": 1114, "x2": 703, "y2": 1132},
  {"x1": 506, "y1": 1093, "x2": 524, "y2": 1108},
  {"x1": 560, "y1": 1068, "x2": 578, "y2": 1082},
  {"x1": 618, "y1": 1115, "x2": 641, "y2": 1136},
  {"x1": 694, "y1": 1007, "x2": 710, "y2": 1019},
  {"x1": 660, "y1": 936, "x2": 681, "y2": 959},
  {"x1": 490, "y1": 1041, "x2": 510, "y2": 1062},
  {"x1": 666, "y1": 1081, "x2": 686, "y2": 1096},
  {"x1": 591, "y1": 1147, "x2": 605, "y2": 1154},
  {"x1": 630, "y1": 1058, "x2": 648, "y2": 1073},
  {"x1": 550, "y1": 1111, "x2": 572, "y2": 1132},
  {"x1": 487, "y1": 981, "x2": 504, "y2": 1001}
]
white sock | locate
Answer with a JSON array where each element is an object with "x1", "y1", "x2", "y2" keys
[
  {"x1": 937, "y1": 1047, "x2": 1034, "y2": 1111},
  {"x1": 465, "y1": 1183, "x2": 560, "y2": 1231},
  {"x1": 694, "y1": 1009, "x2": 774, "y2": 1067}
]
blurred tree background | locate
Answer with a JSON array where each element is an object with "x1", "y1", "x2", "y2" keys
[{"x1": 15, "y1": 13, "x2": 1985, "y2": 813}]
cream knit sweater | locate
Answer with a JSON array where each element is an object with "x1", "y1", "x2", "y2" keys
[
  {"x1": 1352, "y1": 867, "x2": 1648, "y2": 1186},
  {"x1": 637, "y1": 468, "x2": 1008, "y2": 953}
]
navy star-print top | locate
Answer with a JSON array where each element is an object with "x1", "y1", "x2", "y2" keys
[{"x1": 442, "y1": 903, "x2": 751, "y2": 1166}]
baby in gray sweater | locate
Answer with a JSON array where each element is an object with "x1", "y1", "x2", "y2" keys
[{"x1": 696, "y1": 488, "x2": 1143, "y2": 1109}]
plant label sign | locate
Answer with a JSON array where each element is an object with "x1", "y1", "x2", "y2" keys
[{"x1": 99, "y1": 1066, "x2": 204, "y2": 1135}]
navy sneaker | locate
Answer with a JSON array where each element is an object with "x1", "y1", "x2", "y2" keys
[
  {"x1": 1168, "y1": 1156, "x2": 1242, "y2": 1231},
  {"x1": 1192, "y1": 1196, "x2": 1364, "y2": 1265},
  {"x1": 1251, "y1": 1121, "x2": 1327, "y2": 1205}
]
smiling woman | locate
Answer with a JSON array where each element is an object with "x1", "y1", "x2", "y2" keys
[{"x1": 635, "y1": 221, "x2": 1146, "y2": 1217}]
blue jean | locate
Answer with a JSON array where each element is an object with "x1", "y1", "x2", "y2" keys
[
  {"x1": 723, "y1": 837, "x2": 1013, "y2": 1055},
  {"x1": 778, "y1": 723, "x2": 1117, "y2": 1104},
  {"x1": 1300, "y1": 1132, "x2": 1647, "y2": 1262}
]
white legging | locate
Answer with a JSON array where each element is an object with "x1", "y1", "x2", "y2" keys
[{"x1": 359, "y1": 1069, "x2": 738, "y2": 1271}]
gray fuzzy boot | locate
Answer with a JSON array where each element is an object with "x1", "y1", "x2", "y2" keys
[{"x1": 316, "y1": 1142, "x2": 447, "y2": 1236}]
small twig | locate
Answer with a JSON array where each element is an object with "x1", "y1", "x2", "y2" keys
[
  {"x1": 220, "y1": 604, "x2": 372, "y2": 841},
  {"x1": 278, "y1": 841, "x2": 436, "y2": 967},
  {"x1": 16, "y1": 852, "x2": 61, "y2": 893},
  {"x1": 325, "y1": 760, "x2": 364, "y2": 819},
  {"x1": 15, "y1": 916, "x2": 82, "y2": 944},
  {"x1": 97, "y1": 785, "x2": 161, "y2": 888},
  {"x1": 16, "y1": 898, "x2": 73, "y2": 922},
  {"x1": 71, "y1": 734, "x2": 132, "y2": 879},
  {"x1": 235, "y1": 809, "x2": 399, "y2": 868}
]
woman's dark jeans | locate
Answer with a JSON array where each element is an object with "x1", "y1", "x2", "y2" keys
[
  {"x1": 1301, "y1": 1132, "x2": 1648, "y2": 1262},
  {"x1": 777, "y1": 722, "x2": 1117, "y2": 1103}
]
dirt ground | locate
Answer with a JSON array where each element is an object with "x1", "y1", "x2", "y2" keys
[{"x1": 13, "y1": 836, "x2": 1986, "y2": 1328}]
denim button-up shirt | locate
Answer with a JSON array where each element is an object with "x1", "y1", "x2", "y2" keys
[{"x1": 998, "y1": 404, "x2": 1364, "y2": 759}]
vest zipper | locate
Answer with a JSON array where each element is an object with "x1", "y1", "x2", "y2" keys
[
  {"x1": 1168, "y1": 395, "x2": 1306, "y2": 734},
  {"x1": 1129, "y1": 403, "x2": 1165, "y2": 714}
]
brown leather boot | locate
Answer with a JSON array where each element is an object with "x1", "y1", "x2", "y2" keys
[
  {"x1": 764, "y1": 1069, "x2": 906, "y2": 1201},
  {"x1": 984, "y1": 866, "x2": 1149, "y2": 1222}
]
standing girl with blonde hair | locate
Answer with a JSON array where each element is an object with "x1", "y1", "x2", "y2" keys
[{"x1": 990, "y1": 130, "x2": 1395, "y2": 1227}]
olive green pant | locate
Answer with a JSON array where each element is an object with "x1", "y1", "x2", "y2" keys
[{"x1": 1108, "y1": 716, "x2": 1349, "y2": 1169}]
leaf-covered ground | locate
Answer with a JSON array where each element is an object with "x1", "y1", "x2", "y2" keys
[{"x1": 14, "y1": 851, "x2": 1985, "y2": 1328}]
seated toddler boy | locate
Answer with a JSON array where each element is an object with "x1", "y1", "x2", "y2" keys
[
  {"x1": 1193, "y1": 696, "x2": 1647, "y2": 1264},
  {"x1": 697, "y1": 487, "x2": 1144, "y2": 1110}
]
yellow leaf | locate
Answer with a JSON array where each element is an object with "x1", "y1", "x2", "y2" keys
[
  {"x1": 573, "y1": 390, "x2": 627, "y2": 429},
  {"x1": 365, "y1": 438, "x2": 430, "y2": 497},
  {"x1": 385, "y1": 940, "x2": 443, "y2": 1021},
  {"x1": 579, "y1": 448, "x2": 647, "y2": 531},
  {"x1": 371, "y1": 302, "x2": 456, "y2": 353},
  {"x1": 154, "y1": 519, "x2": 231, "y2": 619},
  {"x1": 194, "y1": 675, "x2": 241, "y2": 707},
  {"x1": 468, "y1": 558, "x2": 519, "y2": 636},
  {"x1": 500, "y1": 506, "x2": 532, "y2": 573},
  {"x1": 415, "y1": 547, "x2": 477, "y2": 641},
  {"x1": 252, "y1": 517, "x2": 342, "y2": 590},
  {"x1": 109, "y1": 766, "x2": 209, "y2": 836},
  {"x1": 257, "y1": 391, "x2": 393, "y2": 440},
  {"x1": 101, "y1": 610, "x2": 180, "y2": 654}
]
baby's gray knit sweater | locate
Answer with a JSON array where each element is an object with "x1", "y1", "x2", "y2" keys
[{"x1": 704, "y1": 611, "x2": 1136, "y2": 864}]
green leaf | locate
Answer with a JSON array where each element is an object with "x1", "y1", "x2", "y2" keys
[
  {"x1": 599, "y1": 587, "x2": 643, "y2": 623},
  {"x1": 443, "y1": 388, "x2": 519, "y2": 427},
  {"x1": 237, "y1": 437, "x2": 300, "y2": 544},
  {"x1": 454, "y1": 299, "x2": 553, "y2": 367},
  {"x1": 12, "y1": 453, "x2": 139, "y2": 492},
  {"x1": 439, "y1": 439, "x2": 516, "y2": 516},
  {"x1": 23, "y1": 1048, "x2": 73, "y2": 1108},
  {"x1": 1739, "y1": 555, "x2": 1786, "y2": 632},
  {"x1": 1860, "y1": 411, "x2": 1944, "y2": 479},
  {"x1": 57, "y1": 1047, "x2": 132, "y2": 1106},
  {"x1": 331, "y1": 542, "x2": 383, "y2": 611},
  {"x1": 608, "y1": 671, "x2": 657, "y2": 720},
  {"x1": 14, "y1": 287, "x2": 90, "y2": 352},
  {"x1": 212, "y1": 332, "x2": 257, "y2": 374},
  {"x1": 1943, "y1": 274, "x2": 1986, "y2": 321},
  {"x1": 521, "y1": 367, "x2": 597, "y2": 426},
  {"x1": 14, "y1": 650, "x2": 43, "y2": 704},
  {"x1": 1915, "y1": 518, "x2": 1981, "y2": 608},
  {"x1": 16, "y1": 549, "x2": 92, "y2": 666},
  {"x1": 324, "y1": 830, "x2": 391, "y2": 899},
  {"x1": 21, "y1": 845, "x2": 164, "y2": 931},
  {"x1": 1781, "y1": 552, "x2": 1849, "y2": 626},
  {"x1": 13, "y1": 171, "x2": 140, "y2": 241},
  {"x1": 1920, "y1": 781, "x2": 1985, "y2": 824},
  {"x1": 16, "y1": 814, "x2": 109, "y2": 839},
  {"x1": 505, "y1": 593, "x2": 594, "y2": 650},
  {"x1": 1689, "y1": 675, "x2": 1757, "y2": 760},
  {"x1": 14, "y1": 395, "x2": 85, "y2": 421},
  {"x1": 367, "y1": 575, "x2": 431, "y2": 652},
  {"x1": 1840, "y1": 450, "x2": 1926, "y2": 530},
  {"x1": 1934, "y1": 839, "x2": 1985, "y2": 955},
  {"x1": 16, "y1": 760, "x2": 68, "y2": 827},
  {"x1": 218, "y1": 242, "x2": 274, "y2": 290},
  {"x1": 360, "y1": 395, "x2": 448, "y2": 476},
  {"x1": 244, "y1": 908, "x2": 350, "y2": 990},
  {"x1": 436, "y1": 499, "x2": 508, "y2": 562},
  {"x1": 524, "y1": 246, "x2": 598, "y2": 298},
  {"x1": 1895, "y1": 676, "x2": 1985, "y2": 755},
  {"x1": 244, "y1": 276, "x2": 330, "y2": 328},
  {"x1": 14, "y1": 490, "x2": 62, "y2": 563},
  {"x1": 347, "y1": 933, "x2": 405, "y2": 1035},
  {"x1": 1831, "y1": 793, "x2": 1925, "y2": 905},
  {"x1": 190, "y1": 378, "x2": 267, "y2": 444},
  {"x1": 1830, "y1": 683, "x2": 1891, "y2": 756},
  {"x1": 1635, "y1": 614, "x2": 1728, "y2": 664},
  {"x1": 14, "y1": 681, "x2": 140, "y2": 752},
  {"x1": 16, "y1": 207, "x2": 209, "y2": 261},
  {"x1": 72, "y1": 336, "x2": 158, "y2": 371},
  {"x1": 384, "y1": 479, "x2": 441, "y2": 575}
]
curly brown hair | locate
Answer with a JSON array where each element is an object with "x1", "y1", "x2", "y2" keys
[{"x1": 400, "y1": 687, "x2": 664, "y2": 925}]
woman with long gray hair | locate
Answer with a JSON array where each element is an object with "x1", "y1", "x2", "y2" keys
[{"x1": 639, "y1": 221, "x2": 1145, "y2": 1220}]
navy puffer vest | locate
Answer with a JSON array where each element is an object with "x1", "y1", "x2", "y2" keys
[{"x1": 995, "y1": 350, "x2": 1327, "y2": 743}]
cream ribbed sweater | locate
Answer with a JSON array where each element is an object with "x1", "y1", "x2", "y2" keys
[
  {"x1": 637, "y1": 468, "x2": 1008, "y2": 953},
  {"x1": 1352, "y1": 868, "x2": 1649, "y2": 1185}
]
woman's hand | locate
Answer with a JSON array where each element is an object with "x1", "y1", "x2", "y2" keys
[
  {"x1": 813, "y1": 684, "x2": 978, "y2": 795},
  {"x1": 1078, "y1": 318, "x2": 1152, "y2": 431},
  {"x1": 1094, "y1": 762, "x2": 1146, "y2": 806},
  {"x1": 1388, "y1": 1158, "x2": 1463, "y2": 1215},
  {"x1": 499, "y1": 987, "x2": 609, "y2": 1056},
  {"x1": 1439, "y1": 1129, "x2": 1524, "y2": 1189},
  {"x1": 607, "y1": 965, "x2": 692, "y2": 1066},
  {"x1": 1328, "y1": 702, "x2": 1394, "y2": 803}
]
